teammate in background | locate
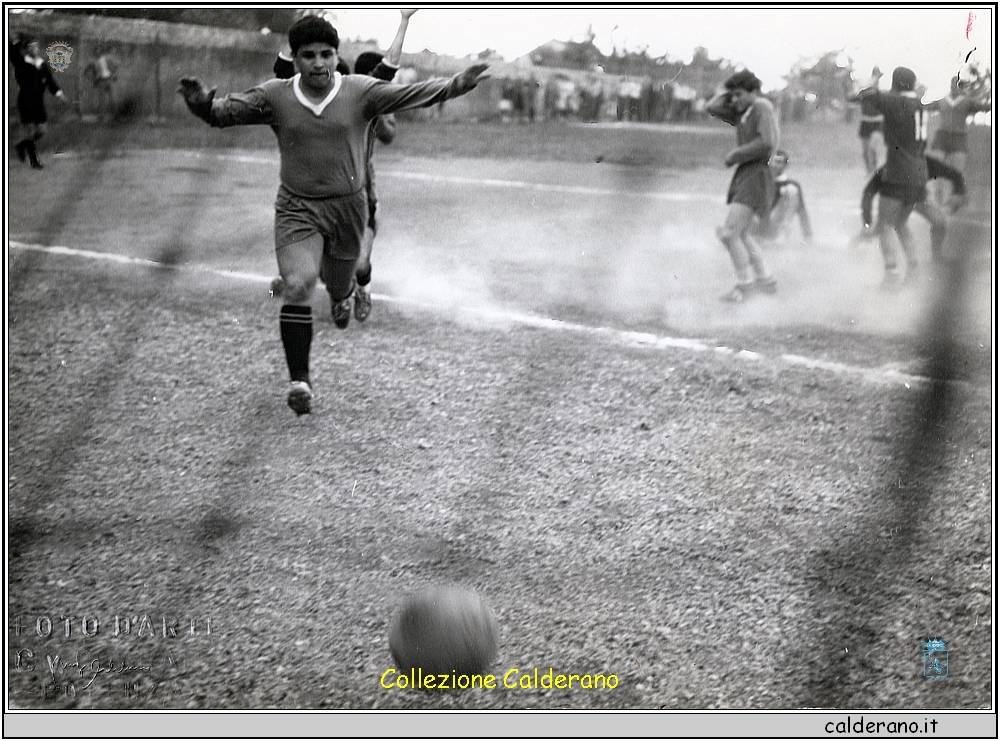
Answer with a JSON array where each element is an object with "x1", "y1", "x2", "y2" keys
[
  {"x1": 178, "y1": 15, "x2": 487, "y2": 415},
  {"x1": 270, "y1": 9, "x2": 418, "y2": 323},
  {"x1": 10, "y1": 35, "x2": 65, "y2": 169},
  {"x1": 925, "y1": 73, "x2": 991, "y2": 206},
  {"x1": 85, "y1": 47, "x2": 118, "y2": 122},
  {"x1": 758, "y1": 149, "x2": 812, "y2": 245},
  {"x1": 852, "y1": 66, "x2": 930, "y2": 288},
  {"x1": 847, "y1": 66, "x2": 886, "y2": 174},
  {"x1": 705, "y1": 69, "x2": 780, "y2": 303},
  {"x1": 852, "y1": 155, "x2": 967, "y2": 265}
]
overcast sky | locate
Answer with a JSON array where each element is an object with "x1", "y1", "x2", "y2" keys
[{"x1": 328, "y1": 6, "x2": 993, "y2": 97}]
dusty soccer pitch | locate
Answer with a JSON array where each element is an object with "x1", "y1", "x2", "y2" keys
[{"x1": 6, "y1": 117, "x2": 993, "y2": 710}]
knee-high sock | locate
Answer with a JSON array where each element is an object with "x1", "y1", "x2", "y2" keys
[{"x1": 279, "y1": 305, "x2": 312, "y2": 384}]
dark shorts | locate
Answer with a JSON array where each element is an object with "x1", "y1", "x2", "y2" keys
[
  {"x1": 859, "y1": 120, "x2": 883, "y2": 139},
  {"x1": 931, "y1": 129, "x2": 967, "y2": 155},
  {"x1": 17, "y1": 95, "x2": 47, "y2": 124},
  {"x1": 879, "y1": 181, "x2": 926, "y2": 208},
  {"x1": 727, "y1": 162, "x2": 775, "y2": 218},
  {"x1": 274, "y1": 186, "x2": 367, "y2": 261}
]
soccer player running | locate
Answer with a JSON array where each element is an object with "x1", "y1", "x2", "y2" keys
[
  {"x1": 178, "y1": 15, "x2": 488, "y2": 415},
  {"x1": 706, "y1": 70, "x2": 780, "y2": 303},
  {"x1": 853, "y1": 66, "x2": 930, "y2": 288},
  {"x1": 270, "y1": 9, "x2": 418, "y2": 323},
  {"x1": 10, "y1": 34, "x2": 65, "y2": 169}
]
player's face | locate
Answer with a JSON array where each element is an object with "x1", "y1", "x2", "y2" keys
[
  {"x1": 295, "y1": 42, "x2": 338, "y2": 92},
  {"x1": 729, "y1": 88, "x2": 753, "y2": 113}
]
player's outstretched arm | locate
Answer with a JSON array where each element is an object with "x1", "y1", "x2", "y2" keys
[{"x1": 177, "y1": 77, "x2": 217, "y2": 123}]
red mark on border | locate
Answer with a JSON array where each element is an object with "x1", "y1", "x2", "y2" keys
[{"x1": 966, "y1": 12, "x2": 976, "y2": 39}]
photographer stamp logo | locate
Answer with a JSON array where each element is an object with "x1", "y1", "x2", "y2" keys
[
  {"x1": 45, "y1": 42, "x2": 73, "y2": 72},
  {"x1": 922, "y1": 636, "x2": 949, "y2": 680}
]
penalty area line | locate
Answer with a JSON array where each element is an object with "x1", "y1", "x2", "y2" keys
[{"x1": 9, "y1": 239, "x2": 929, "y2": 387}]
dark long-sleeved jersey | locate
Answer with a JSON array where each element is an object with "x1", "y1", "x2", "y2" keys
[{"x1": 10, "y1": 39, "x2": 60, "y2": 105}]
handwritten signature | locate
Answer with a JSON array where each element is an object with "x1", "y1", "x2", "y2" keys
[{"x1": 46, "y1": 651, "x2": 151, "y2": 690}]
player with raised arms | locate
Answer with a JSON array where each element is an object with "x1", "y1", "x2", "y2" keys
[
  {"x1": 178, "y1": 15, "x2": 488, "y2": 415},
  {"x1": 853, "y1": 66, "x2": 931, "y2": 287},
  {"x1": 270, "y1": 9, "x2": 419, "y2": 324}
]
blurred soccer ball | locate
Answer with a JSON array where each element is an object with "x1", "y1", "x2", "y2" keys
[{"x1": 389, "y1": 586, "x2": 499, "y2": 676}]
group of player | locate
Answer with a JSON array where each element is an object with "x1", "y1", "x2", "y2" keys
[
  {"x1": 848, "y1": 65, "x2": 986, "y2": 286},
  {"x1": 705, "y1": 59, "x2": 987, "y2": 301},
  {"x1": 13, "y1": 11, "x2": 988, "y2": 414}
]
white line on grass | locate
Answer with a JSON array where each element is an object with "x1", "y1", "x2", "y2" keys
[
  {"x1": 52, "y1": 149, "x2": 993, "y2": 222},
  {"x1": 10, "y1": 239, "x2": 931, "y2": 387}
]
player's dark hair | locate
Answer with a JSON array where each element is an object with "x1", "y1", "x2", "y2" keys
[
  {"x1": 289, "y1": 16, "x2": 340, "y2": 54},
  {"x1": 354, "y1": 51, "x2": 384, "y2": 77},
  {"x1": 724, "y1": 69, "x2": 762, "y2": 93},
  {"x1": 891, "y1": 66, "x2": 916, "y2": 92}
]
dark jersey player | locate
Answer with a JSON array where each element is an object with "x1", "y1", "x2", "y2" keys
[
  {"x1": 178, "y1": 15, "x2": 488, "y2": 415},
  {"x1": 10, "y1": 35, "x2": 65, "y2": 169},
  {"x1": 853, "y1": 66, "x2": 930, "y2": 287}
]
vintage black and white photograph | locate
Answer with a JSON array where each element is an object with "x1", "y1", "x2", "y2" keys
[{"x1": 5, "y1": 4, "x2": 994, "y2": 722}]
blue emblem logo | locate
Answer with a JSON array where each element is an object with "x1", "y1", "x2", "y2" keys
[{"x1": 922, "y1": 636, "x2": 949, "y2": 680}]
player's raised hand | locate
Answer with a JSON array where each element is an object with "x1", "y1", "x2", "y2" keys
[
  {"x1": 455, "y1": 63, "x2": 490, "y2": 94},
  {"x1": 400, "y1": 9, "x2": 418, "y2": 19}
]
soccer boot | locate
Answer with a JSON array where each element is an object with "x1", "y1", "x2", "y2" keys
[
  {"x1": 269, "y1": 276, "x2": 284, "y2": 298},
  {"x1": 721, "y1": 283, "x2": 754, "y2": 303},
  {"x1": 287, "y1": 380, "x2": 313, "y2": 415},
  {"x1": 354, "y1": 284, "x2": 372, "y2": 321},
  {"x1": 332, "y1": 297, "x2": 352, "y2": 329}
]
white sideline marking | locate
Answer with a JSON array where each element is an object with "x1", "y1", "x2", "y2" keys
[{"x1": 10, "y1": 239, "x2": 931, "y2": 387}]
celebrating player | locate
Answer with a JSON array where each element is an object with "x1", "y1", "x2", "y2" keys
[
  {"x1": 271, "y1": 9, "x2": 418, "y2": 324},
  {"x1": 852, "y1": 66, "x2": 930, "y2": 287},
  {"x1": 847, "y1": 66, "x2": 886, "y2": 174},
  {"x1": 706, "y1": 70, "x2": 780, "y2": 302},
  {"x1": 925, "y1": 73, "x2": 991, "y2": 207},
  {"x1": 10, "y1": 35, "x2": 65, "y2": 170},
  {"x1": 178, "y1": 15, "x2": 488, "y2": 415}
]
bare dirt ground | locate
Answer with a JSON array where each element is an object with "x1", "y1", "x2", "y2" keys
[{"x1": 6, "y1": 117, "x2": 993, "y2": 710}]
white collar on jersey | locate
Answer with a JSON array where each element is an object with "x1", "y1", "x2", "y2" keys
[{"x1": 292, "y1": 71, "x2": 342, "y2": 116}]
